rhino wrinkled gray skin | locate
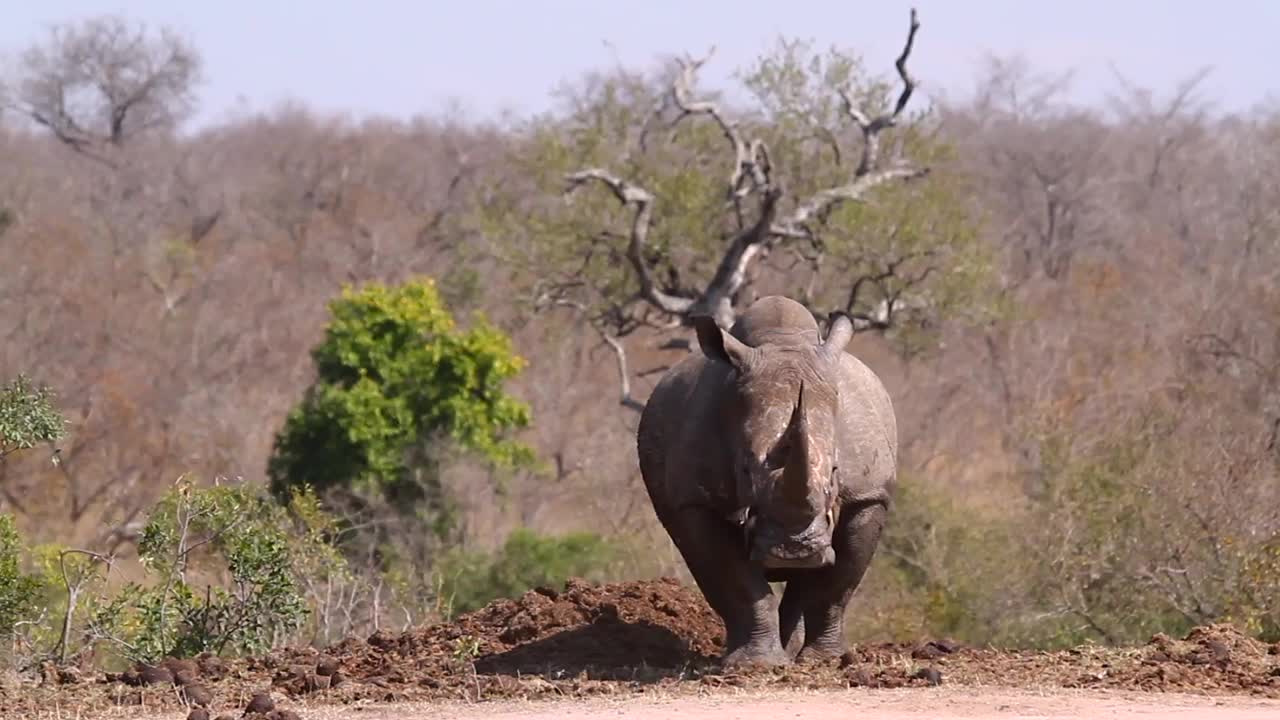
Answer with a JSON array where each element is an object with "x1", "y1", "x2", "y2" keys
[{"x1": 637, "y1": 296, "x2": 897, "y2": 667}]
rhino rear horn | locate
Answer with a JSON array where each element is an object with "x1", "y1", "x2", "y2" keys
[
  {"x1": 821, "y1": 312, "x2": 855, "y2": 359},
  {"x1": 693, "y1": 315, "x2": 755, "y2": 371}
]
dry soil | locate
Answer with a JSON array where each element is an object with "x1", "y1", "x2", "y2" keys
[{"x1": 3, "y1": 576, "x2": 1279, "y2": 719}]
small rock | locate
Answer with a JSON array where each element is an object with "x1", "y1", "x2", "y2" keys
[
  {"x1": 912, "y1": 639, "x2": 960, "y2": 660},
  {"x1": 162, "y1": 657, "x2": 200, "y2": 678},
  {"x1": 303, "y1": 672, "x2": 331, "y2": 692},
  {"x1": 1206, "y1": 639, "x2": 1231, "y2": 665},
  {"x1": 138, "y1": 665, "x2": 175, "y2": 686},
  {"x1": 838, "y1": 650, "x2": 856, "y2": 669},
  {"x1": 186, "y1": 709, "x2": 210, "y2": 720},
  {"x1": 245, "y1": 691, "x2": 275, "y2": 714},
  {"x1": 114, "y1": 690, "x2": 143, "y2": 706},
  {"x1": 916, "y1": 667, "x2": 945, "y2": 685},
  {"x1": 315, "y1": 656, "x2": 340, "y2": 677},
  {"x1": 198, "y1": 654, "x2": 229, "y2": 680},
  {"x1": 367, "y1": 630, "x2": 396, "y2": 649},
  {"x1": 181, "y1": 682, "x2": 213, "y2": 707},
  {"x1": 846, "y1": 668, "x2": 873, "y2": 686}
]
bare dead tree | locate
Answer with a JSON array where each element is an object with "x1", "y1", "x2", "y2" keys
[
  {"x1": 9, "y1": 15, "x2": 202, "y2": 165},
  {"x1": 569, "y1": 10, "x2": 925, "y2": 330},
  {"x1": 552, "y1": 9, "x2": 932, "y2": 411}
]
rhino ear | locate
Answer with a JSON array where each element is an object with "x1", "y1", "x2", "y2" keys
[
  {"x1": 821, "y1": 311, "x2": 855, "y2": 358},
  {"x1": 693, "y1": 315, "x2": 754, "y2": 371}
]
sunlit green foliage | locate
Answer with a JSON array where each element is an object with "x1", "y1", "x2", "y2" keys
[
  {"x1": 0, "y1": 375, "x2": 66, "y2": 460},
  {"x1": 0, "y1": 513, "x2": 41, "y2": 639},
  {"x1": 436, "y1": 528, "x2": 618, "y2": 615},
  {"x1": 267, "y1": 277, "x2": 535, "y2": 523}
]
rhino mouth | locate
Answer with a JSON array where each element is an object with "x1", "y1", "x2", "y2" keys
[{"x1": 738, "y1": 508, "x2": 835, "y2": 569}]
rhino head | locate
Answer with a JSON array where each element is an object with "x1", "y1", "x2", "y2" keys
[{"x1": 693, "y1": 312, "x2": 855, "y2": 570}]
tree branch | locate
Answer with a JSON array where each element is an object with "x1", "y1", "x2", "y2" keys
[
  {"x1": 839, "y1": 8, "x2": 921, "y2": 175},
  {"x1": 55, "y1": 548, "x2": 115, "y2": 663},
  {"x1": 778, "y1": 8, "x2": 927, "y2": 236},
  {"x1": 540, "y1": 297, "x2": 646, "y2": 413},
  {"x1": 564, "y1": 169, "x2": 694, "y2": 316},
  {"x1": 695, "y1": 187, "x2": 783, "y2": 327},
  {"x1": 670, "y1": 47, "x2": 772, "y2": 199}
]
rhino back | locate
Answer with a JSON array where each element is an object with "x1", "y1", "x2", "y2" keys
[
  {"x1": 636, "y1": 353, "x2": 735, "y2": 513},
  {"x1": 832, "y1": 352, "x2": 898, "y2": 503}
]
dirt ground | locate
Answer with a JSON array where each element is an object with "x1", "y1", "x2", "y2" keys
[{"x1": 3, "y1": 577, "x2": 1279, "y2": 719}]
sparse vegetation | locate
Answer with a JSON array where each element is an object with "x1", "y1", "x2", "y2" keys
[
  {"x1": 437, "y1": 527, "x2": 619, "y2": 615},
  {"x1": 83, "y1": 477, "x2": 309, "y2": 663},
  {"x1": 0, "y1": 9, "x2": 1277, "y2": 702}
]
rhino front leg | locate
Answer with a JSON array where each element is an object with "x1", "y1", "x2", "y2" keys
[
  {"x1": 662, "y1": 505, "x2": 790, "y2": 667},
  {"x1": 778, "y1": 586, "x2": 805, "y2": 659},
  {"x1": 782, "y1": 500, "x2": 888, "y2": 663}
]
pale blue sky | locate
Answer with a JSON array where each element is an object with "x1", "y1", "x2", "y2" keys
[{"x1": 2, "y1": 1, "x2": 1276, "y2": 130}]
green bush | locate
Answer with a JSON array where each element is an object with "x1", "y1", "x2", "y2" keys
[
  {"x1": 0, "y1": 513, "x2": 41, "y2": 639},
  {"x1": 267, "y1": 277, "x2": 535, "y2": 536},
  {"x1": 88, "y1": 478, "x2": 309, "y2": 663},
  {"x1": 437, "y1": 528, "x2": 618, "y2": 615}
]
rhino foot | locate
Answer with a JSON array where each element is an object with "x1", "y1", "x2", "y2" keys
[
  {"x1": 795, "y1": 644, "x2": 845, "y2": 666},
  {"x1": 722, "y1": 643, "x2": 792, "y2": 669}
]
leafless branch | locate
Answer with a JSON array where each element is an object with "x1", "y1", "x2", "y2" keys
[
  {"x1": 564, "y1": 169, "x2": 694, "y2": 317},
  {"x1": 540, "y1": 296, "x2": 646, "y2": 413},
  {"x1": 670, "y1": 47, "x2": 772, "y2": 199},
  {"x1": 839, "y1": 8, "x2": 921, "y2": 176},
  {"x1": 55, "y1": 548, "x2": 115, "y2": 663},
  {"x1": 779, "y1": 8, "x2": 927, "y2": 235}
]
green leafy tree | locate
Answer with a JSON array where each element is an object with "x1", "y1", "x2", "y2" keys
[
  {"x1": 267, "y1": 277, "x2": 535, "y2": 536},
  {"x1": 477, "y1": 10, "x2": 998, "y2": 409},
  {"x1": 0, "y1": 374, "x2": 66, "y2": 462}
]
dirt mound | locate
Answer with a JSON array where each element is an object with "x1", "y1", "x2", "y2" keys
[
  {"x1": 3, "y1": 578, "x2": 1279, "y2": 718},
  {"x1": 1069, "y1": 624, "x2": 1280, "y2": 695},
  {"x1": 258, "y1": 576, "x2": 726, "y2": 696}
]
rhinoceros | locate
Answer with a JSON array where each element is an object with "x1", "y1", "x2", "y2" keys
[{"x1": 636, "y1": 295, "x2": 897, "y2": 667}]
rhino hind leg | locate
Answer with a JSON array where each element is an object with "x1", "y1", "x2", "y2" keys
[
  {"x1": 660, "y1": 505, "x2": 791, "y2": 668},
  {"x1": 780, "y1": 500, "x2": 888, "y2": 663}
]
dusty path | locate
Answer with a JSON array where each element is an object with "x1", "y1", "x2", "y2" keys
[{"x1": 130, "y1": 688, "x2": 1280, "y2": 720}]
